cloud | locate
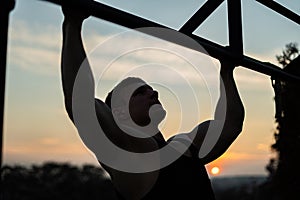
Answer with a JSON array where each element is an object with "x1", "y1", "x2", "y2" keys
[
  {"x1": 8, "y1": 20, "x2": 61, "y2": 76},
  {"x1": 39, "y1": 138, "x2": 61, "y2": 146},
  {"x1": 9, "y1": 20, "x2": 61, "y2": 50},
  {"x1": 4, "y1": 137, "x2": 88, "y2": 155},
  {"x1": 9, "y1": 45, "x2": 60, "y2": 75},
  {"x1": 219, "y1": 151, "x2": 270, "y2": 161},
  {"x1": 256, "y1": 143, "x2": 271, "y2": 151}
]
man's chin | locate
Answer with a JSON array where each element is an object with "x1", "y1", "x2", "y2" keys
[{"x1": 149, "y1": 104, "x2": 166, "y2": 124}]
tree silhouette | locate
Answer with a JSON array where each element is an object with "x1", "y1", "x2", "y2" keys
[
  {"x1": 262, "y1": 43, "x2": 300, "y2": 200},
  {"x1": 1, "y1": 162, "x2": 118, "y2": 200},
  {"x1": 275, "y1": 42, "x2": 299, "y2": 67}
]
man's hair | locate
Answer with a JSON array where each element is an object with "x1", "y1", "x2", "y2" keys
[{"x1": 105, "y1": 77, "x2": 146, "y2": 109}]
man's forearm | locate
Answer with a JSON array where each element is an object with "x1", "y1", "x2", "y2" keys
[
  {"x1": 215, "y1": 66, "x2": 244, "y2": 127},
  {"x1": 199, "y1": 66, "x2": 245, "y2": 163},
  {"x1": 61, "y1": 19, "x2": 94, "y2": 119}
]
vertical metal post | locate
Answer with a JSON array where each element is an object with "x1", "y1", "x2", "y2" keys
[
  {"x1": 227, "y1": 0, "x2": 243, "y2": 57},
  {"x1": 0, "y1": 0, "x2": 15, "y2": 168}
]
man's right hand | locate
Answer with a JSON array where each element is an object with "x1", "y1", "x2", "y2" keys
[{"x1": 61, "y1": 0, "x2": 91, "y2": 23}]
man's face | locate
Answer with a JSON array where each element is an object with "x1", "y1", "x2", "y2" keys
[{"x1": 129, "y1": 84, "x2": 165, "y2": 127}]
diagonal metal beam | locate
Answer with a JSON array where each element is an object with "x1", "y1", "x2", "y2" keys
[
  {"x1": 256, "y1": 0, "x2": 300, "y2": 25},
  {"x1": 179, "y1": 0, "x2": 224, "y2": 34}
]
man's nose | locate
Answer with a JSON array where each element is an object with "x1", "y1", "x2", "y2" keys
[{"x1": 151, "y1": 90, "x2": 158, "y2": 98}]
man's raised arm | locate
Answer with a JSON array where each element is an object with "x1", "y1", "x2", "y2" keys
[
  {"x1": 189, "y1": 60, "x2": 245, "y2": 164},
  {"x1": 61, "y1": 8, "x2": 91, "y2": 121},
  {"x1": 60, "y1": 7, "x2": 136, "y2": 152}
]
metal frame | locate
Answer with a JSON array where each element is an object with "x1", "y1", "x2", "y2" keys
[
  {"x1": 1, "y1": 0, "x2": 300, "y2": 167},
  {"x1": 1, "y1": 0, "x2": 15, "y2": 168},
  {"x1": 42, "y1": 0, "x2": 300, "y2": 81}
]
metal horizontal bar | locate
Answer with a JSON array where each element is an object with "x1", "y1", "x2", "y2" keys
[
  {"x1": 256, "y1": 0, "x2": 300, "y2": 25},
  {"x1": 41, "y1": 0, "x2": 300, "y2": 82},
  {"x1": 179, "y1": 0, "x2": 224, "y2": 34},
  {"x1": 44, "y1": 0, "x2": 164, "y2": 29}
]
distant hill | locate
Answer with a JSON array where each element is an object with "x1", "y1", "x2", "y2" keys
[
  {"x1": 212, "y1": 175, "x2": 267, "y2": 190},
  {"x1": 211, "y1": 175, "x2": 267, "y2": 200}
]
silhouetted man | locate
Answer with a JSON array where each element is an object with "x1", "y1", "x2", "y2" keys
[{"x1": 61, "y1": 5, "x2": 245, "y2": 200}]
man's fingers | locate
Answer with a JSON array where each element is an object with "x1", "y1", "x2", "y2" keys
[{"x1": 61, "y1": 1, "x2": 91, "y2": 21}]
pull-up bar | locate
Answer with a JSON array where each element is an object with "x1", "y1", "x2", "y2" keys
[{"x1": 41, "y1": 0, "x2": 300, "y2": 82}]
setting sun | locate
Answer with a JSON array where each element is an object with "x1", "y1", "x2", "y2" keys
[{"x1": 211, "y1": 167, "x2": 220, "y2": 175}]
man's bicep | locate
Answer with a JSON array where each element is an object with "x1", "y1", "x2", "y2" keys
[
  {"x1": 187, "y1": 120, "x2": 211, "y2": 150},
  {"x1": 95, "y1": 98, "x2": 117, "y2": 130},
  {"x1": 187, "y1": 120, "x2": 228, "y2": 163}
]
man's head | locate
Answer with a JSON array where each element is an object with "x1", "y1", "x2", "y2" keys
[{"x1": 105, "y1": 77, "x2": 166, "y2": 127}]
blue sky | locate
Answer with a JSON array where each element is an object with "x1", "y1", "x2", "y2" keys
[{"x1": 3, "y1": 0, "x2": 300, "y2": 176}]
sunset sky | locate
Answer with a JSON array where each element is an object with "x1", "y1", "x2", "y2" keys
[{"x1": 3, "y1": 0, "x2": 300, "y2": 177}]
